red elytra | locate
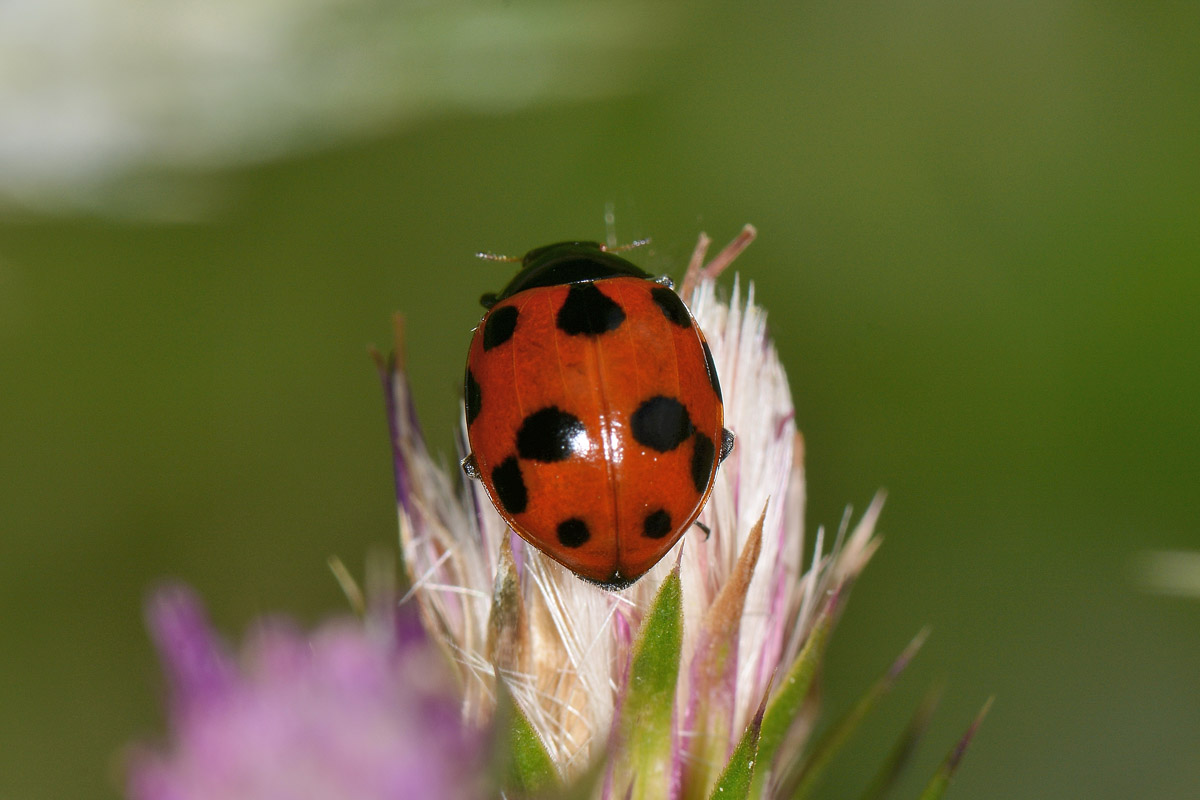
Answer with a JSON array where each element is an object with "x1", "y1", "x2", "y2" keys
[{"x1": 463, "y1": 241, "x2": 733, "y2": 589}]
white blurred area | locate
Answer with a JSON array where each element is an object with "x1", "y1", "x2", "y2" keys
[
  {"x1": 0, "y1": 0, "x2": 668, "y2": 217},
  {"x1": 1136, "y1": 550, "x2": 1200, "y2": 598}
]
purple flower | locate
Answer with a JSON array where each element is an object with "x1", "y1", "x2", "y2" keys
[{"x1": 127, "y1": 583, "x2": 487, "y2": 800}]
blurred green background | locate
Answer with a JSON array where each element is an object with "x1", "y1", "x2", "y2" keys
[{"x1": 2, "y1": 1, "x2": 1198, "y2": 797}]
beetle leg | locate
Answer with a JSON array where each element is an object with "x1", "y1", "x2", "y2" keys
[
  {"x1": 460, "y1": 453, "x2": 481, "y2": 479},
  {"x1": 720, "y1": 429, "x2": 735, "y2": 463}
]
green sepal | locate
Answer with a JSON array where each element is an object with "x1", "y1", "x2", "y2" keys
[
  {"x1": 749, "y1": 594, "x2": 836, "y2": 798},
  {"x1": 708, "y1": 692, "x2": 767, "y2": 800},
  {"x1": 787, "y1": 627, "x2": 929, "y2": 800},
  {"x1": 915, "y1": 697, "x2": 992, "y2": 800},
  {"x1": 493, "y1": 675, "x2": 561, "y2": 796},
  {"x1": 858, "y1": 683, "x2": 943, "y2": 800},
  {"x1": 611, "y1": 566, "x2": 684, "y2": 800}
]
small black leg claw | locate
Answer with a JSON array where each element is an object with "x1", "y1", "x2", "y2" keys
[
  {"x1": 720, "y1": 429, "x2": 735, "y2": 463},
  {"x1": 461, "y1": 453, "x2": 480, "y2": 479}
]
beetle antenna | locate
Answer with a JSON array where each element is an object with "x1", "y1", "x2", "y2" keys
[
  {"x1": 607, "y1": 237, "x2": 651, "y2": 254},
  {"x1": 475, "y1": 250, "x2": 521, "y2": 263}
]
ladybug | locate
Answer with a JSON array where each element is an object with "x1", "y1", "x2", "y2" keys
[{"x1": 462, "y1": 241, "x2": 734, "y2": 589}]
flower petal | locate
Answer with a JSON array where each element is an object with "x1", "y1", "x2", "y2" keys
[
  {"x1": 144, "y1": 583, "x2": 236, "y2": 716},
  {"x1": 679, "y1": 505, "x2": 766, "y2": 800},
  {"x1": 488, "y1": 535, "x2": 529, "y2": 676}
]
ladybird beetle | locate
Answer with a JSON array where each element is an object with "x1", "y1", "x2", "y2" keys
[{"x1": 462, "y1": 241, "x2": 734, "y2": 589}]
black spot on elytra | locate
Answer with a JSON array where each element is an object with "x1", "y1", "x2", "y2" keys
[
  {"x1": 517, "y1": 407, "x2": 586, "y2": 462},
  {"x1": 464, "y1": 369, "x2": 482, "y2": 426},
  {"x1": 556, "y1": 284, "x2": 626, "y2": 336},
  {"x1": 702, "y1": 341, "x2": 723, "y2": 403},
  {"x1": 651, "y1": 287, "x2": 690, "y2": 328},
  {"x1": 631, "y1": 396, "x2": 694, "y2": 453},
  {"x1": 691, "y1": 432, "x2": 716, "y2": 494},
  {"x1": 556, "y1": 517, "x2": 590, "y2": 548},
  {"x1": 483, "y1": 305, "x2": 519, "y2": 350},
  {"x1": 492, "y1": 456, "x2": 527, "y2": 514},
  {"x1": 643, "y1": 509, "x2": 672, "y2": 539}
]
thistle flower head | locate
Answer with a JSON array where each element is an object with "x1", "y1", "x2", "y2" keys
[
  {"x1": 124, "y1": 227, "x2": 985, "y2": 800},
  {"x1": 380, "y1": 227, "x2": 882, "y2": 798},
  {"x1": 126, "y1": 581, "x2": 488, "y2": 800}
]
